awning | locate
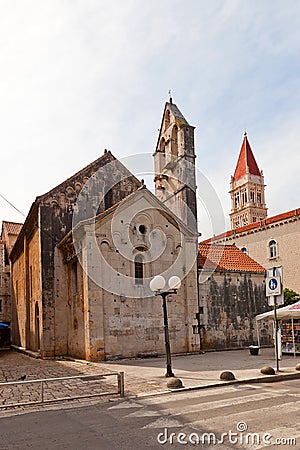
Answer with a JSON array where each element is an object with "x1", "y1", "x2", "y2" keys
[{"x1": 256, "y1": 300, "x2": 300, "y2": 321}]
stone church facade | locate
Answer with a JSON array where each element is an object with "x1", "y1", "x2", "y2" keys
[{"x1": 56, "y1": 187, "x2": 198, "y2": 360}]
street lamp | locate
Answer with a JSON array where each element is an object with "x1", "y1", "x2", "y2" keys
[{"x1": 150, "y1": 275, "x2": 181, "y2": 377}]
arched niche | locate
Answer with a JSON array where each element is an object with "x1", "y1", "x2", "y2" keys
[{"x1": 171, "y1": 125, "x2": 178, "y2": 155}]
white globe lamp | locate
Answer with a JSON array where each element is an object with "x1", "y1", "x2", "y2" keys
[
  {"x1": 149, "y1": 275, "x2": 165, "y2": 292},
  {"x1": 168, "y1": 276, "x2": 181, "y2": 290}
]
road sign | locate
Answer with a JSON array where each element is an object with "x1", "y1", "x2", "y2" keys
[
  {"x1": 266, "y1": 276, "x2": 281, "y2": 296},
  {"x1": 266, "y1": 266, "x2": 284, "y2": 306}
]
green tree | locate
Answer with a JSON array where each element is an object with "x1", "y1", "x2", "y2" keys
[{"x1": 284, "y1": 288, "x2": 300, "y2": 306}]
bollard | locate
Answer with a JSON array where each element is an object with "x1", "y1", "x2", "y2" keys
[{"x1": 117, "y1": 372, "x2": 125, "y2": 397}]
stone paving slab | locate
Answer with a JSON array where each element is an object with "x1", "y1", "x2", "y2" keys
[{"x1": 0, "y1": 350, "x2": 162, "y2": 411}]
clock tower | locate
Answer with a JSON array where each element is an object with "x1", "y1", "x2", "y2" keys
[{"x1": 230, "y1": 132, "x2": 267, "y2": 229}]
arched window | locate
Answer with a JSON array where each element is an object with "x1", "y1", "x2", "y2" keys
[
  {"x1": 164, "y1": 110, "x2": 170, "y2": 130},
  {"x1": 241, "y1": 247, "x2": 248, "y2": 254},
  {"x1": 171, "y1": 125, "x2": 178, "y2": 155},
  {"x1": 159, "y1": 138, "x2": 166, "y2": 153},
  {"x1": 134, "y1": 255, "x2": 143, "y2": 285},
  {"x1": 269, "y1": 240, "x2": 277, "y2": 258}
]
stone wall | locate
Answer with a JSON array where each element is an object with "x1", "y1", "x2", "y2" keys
[
  {"x1": 198, "y1": 270, "x2": 272, "y2": 350},
  {"x1": 0, "y1": 270, "x2": 11, "y2": 323},
  {"x1": 11, "y1": 227, "x2": 42, "y2": 350}
]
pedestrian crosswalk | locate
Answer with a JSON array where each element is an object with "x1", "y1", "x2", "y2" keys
[{"x1": 107, "y1": 382, "x2": 300, "y2": 449}]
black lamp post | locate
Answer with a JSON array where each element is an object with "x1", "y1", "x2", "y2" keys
[{"x1": 150, "y1": 275, "x2": 181, "y2": 378}]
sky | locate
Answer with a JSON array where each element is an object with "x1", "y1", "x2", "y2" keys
[{"x1": 0, "y1": 0, "x2": 299, "y2": 239}]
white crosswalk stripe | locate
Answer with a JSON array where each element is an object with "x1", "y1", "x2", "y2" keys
[
  {"x1": 126, "y1": 409, "x2": 161, "y2": 417},
  {"x1": 142, "y1": 417, "x2": 183, "y2": 429},
  {"x1": 161, "y1": 391, "x2": 285, "y2": 415},
  {"x1": 106, "y1": 382, "x2": 300, "y2": 448},
  {"x1": 108, "y1": 400, "x2": 143, "y2": 409},
  {"x1": 189, "y1": 399, "x2": 300, "y2": 429}
]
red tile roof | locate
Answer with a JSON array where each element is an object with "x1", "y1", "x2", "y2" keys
[
  {"x1": 233, "y1": 133, "x2": 261, "y2": 180},
  {"x1": 198, "y1": 243, "x2": 265, "y2": 272},
  {"x1": 202, "y1": 208, "x2": 300, "y2": 244}
]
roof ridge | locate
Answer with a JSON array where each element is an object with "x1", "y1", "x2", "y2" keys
[
  {"x1": 202, "y1": 207, "x2": 300, "y2": 243},
  {"x1": 38, "y1": 150, "x2": 118, "y2": 200}
]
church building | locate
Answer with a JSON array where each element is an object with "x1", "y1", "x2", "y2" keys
[{"x1": 9, "y1": 101, "x2": 199, "y2": 360}]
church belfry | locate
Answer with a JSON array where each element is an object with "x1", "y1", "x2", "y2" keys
[
  {"x1": 154, "y1": 100, "x2": 197, "y2": 232},
  {"x1": 229, "y1": 132, "x2": 267, "y2": 229}
]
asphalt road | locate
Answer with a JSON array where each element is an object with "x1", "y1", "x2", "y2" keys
[{"x1": 0, "y1": 379, "x2": 299, "y2": 450}]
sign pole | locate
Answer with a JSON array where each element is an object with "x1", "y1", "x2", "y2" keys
[
  {"x1": 273, "y1": 267, "x2": 279, "y2": 372},
  {"x1": 266, "y1": 266, "x2": 283, "y2": 372},
  {"x1": 274, "y1": 294, "x2": 279, "y2": 371}
]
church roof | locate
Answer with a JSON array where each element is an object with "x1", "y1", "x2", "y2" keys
[
  {"x1": 167, "y1": 101, "x2": 189, "y2": 126},
  {"x1": 198, "y1": 243, "x2": 265, "y2": 273},
  {"x1": 233, "y1": 132, "x2": 261, "y2": 180}
]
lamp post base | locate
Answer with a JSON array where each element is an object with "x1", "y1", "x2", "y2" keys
[{"x1": 165, "y1": 365, "x2": 175, "y2": 377}]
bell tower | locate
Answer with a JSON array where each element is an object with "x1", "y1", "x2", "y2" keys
[
  {"x1": 154, "y1": 99, "x2": 197, "y2": 232},
  {"x1": 229, "y1": 132, "x2": 267, "y2": 229}
]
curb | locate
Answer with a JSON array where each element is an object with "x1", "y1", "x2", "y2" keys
[{"x1": 131, "y1": 371, "x2": 300, "y2": 399}]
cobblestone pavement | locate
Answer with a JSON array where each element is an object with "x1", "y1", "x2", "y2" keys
[{"x1": 0, "y1": 350, "x2": 163, "y2": 414}]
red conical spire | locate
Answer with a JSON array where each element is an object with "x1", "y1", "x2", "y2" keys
[{"x1": 233, "y1": 132, "x2": 261, "y2": 180}]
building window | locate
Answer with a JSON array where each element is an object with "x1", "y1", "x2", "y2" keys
[
  {"x1": 104, "y1": 189, "x2": 113, "y2": 210},
  {"x1": 164, "y1": 110, "x2": 170, "y2": 130},
  {"x1": 138, "y1": 224, "x2": 147, "y2": 234},
  {"x1": 0, "y1": 298, "x2": 2, "y2": 312},
  {"x1": 241, "y1": 189, "x2": 248, "y2": 205},
  {"x1": 257, "y1": 192, "x2": 261, "y2": 204},
  {"x1": 241, "y1": 247, "x2": 248, "y2": 254},
  {"x1": 134, "y1": 255, "x2": 143, "y2": 285},
  {"x1": 269, "y1": 240, "x2": 277, "y2": 258},
  {"x1": 159, "y1": 138, "x2": 166, "y2": 153},
  {"x1": 234, "y1": 192, "x2": 240, "y2": 208},
  {"x1": 252, "y1": 216, "x2": 256, "y2": 222},
  {"x1": 171, "y1": 125, "x2": 178, "y2": 155},
  {"x1": 250, "y1": 190, "x2": 255, "y2": 202}
]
